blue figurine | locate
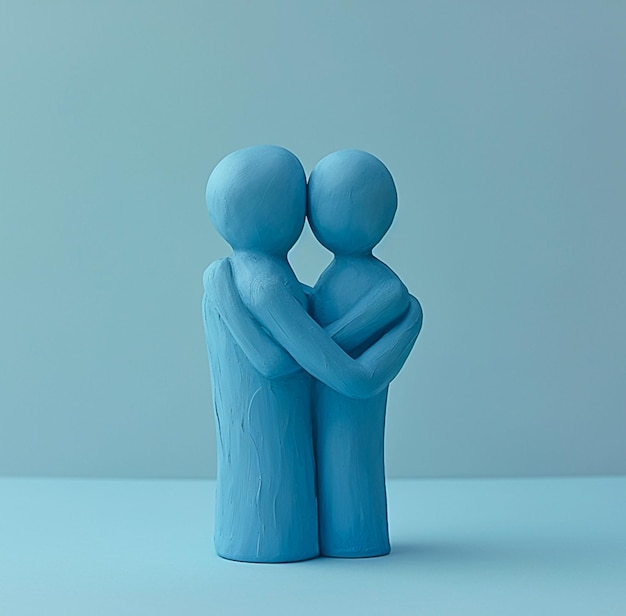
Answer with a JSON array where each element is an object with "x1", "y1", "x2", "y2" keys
[
  {"x1": 308, "y1": 149, "x2": 417, "y2": 557},
  {"x1": 202, "y1": 145, "x2": 422, "y2": 563}
]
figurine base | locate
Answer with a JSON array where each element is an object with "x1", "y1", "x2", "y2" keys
[
  {"x1": 216, "y1": 549, "x2": 319, "y2": 564},
  {"x1": 320, "y1": 544, "x2": 391, "y2": 559}
]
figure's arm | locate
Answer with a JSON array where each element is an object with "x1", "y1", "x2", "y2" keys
[
  {"x1": 360, "y1": 294, "x2": 422, "y2": 384},
  {"x1": 203, "y1": 260, "x2": 301, "y2": 380},
  {"x1": 250, "y1": 278, "x2": 422, "y2": 399},
  {"x1": 323, "y1": 278, "x2": 409, "y2": 355}
]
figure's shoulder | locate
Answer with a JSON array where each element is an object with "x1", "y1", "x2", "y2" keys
[
  {"x1": 225, "y1": 255, "x2": 288, "y2": 307},
  {"x1": 246, "y1": 266, "x2": 291, "y2": 305},
  {"x1": 203, "y1": 258, "x2": 231, "y2": 293},
  {"x1": 371, "y1": 257, "x2": 408, "y2": 293},
  {"x1": 312, "y1": 256, "x2": 406, "y2": 299}
]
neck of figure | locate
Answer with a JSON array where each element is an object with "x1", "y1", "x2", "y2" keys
[
  {"x1": 231, "y1": 249, "x2": 297, "y2": 281},
  {"x1": 333, "y1": 251, "x2": 373, "y2": 263}
]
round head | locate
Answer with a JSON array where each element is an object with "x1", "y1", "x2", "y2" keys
[
  {"x1": 307, "y1": 150, "x2": 397, "y2": 255},
  {"x1": 206, "y1": 145, "x2": 306, "y2": 255}
]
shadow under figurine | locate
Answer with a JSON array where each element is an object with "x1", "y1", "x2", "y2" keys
[{"x1": 202, "y1": 145, "x2": 422, "y2": 563}]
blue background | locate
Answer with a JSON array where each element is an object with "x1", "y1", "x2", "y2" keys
[{"x1": 1, "y1": 0, "x2": 625, "y2": 478}]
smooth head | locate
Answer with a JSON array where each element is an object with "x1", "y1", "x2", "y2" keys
[
  {"x1": 307, "y1": 149, "x2": 397, "y2": 256},
  {"x1": 206, "y1": 145, "x2": 306, "y2": 256}
]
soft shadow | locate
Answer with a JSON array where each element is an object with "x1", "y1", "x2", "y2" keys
[
  {"x1": 389, "y1": 541, "x2": 502, "y2": 564},
  {"x1": 304, "y1": 541, "x2": 506, "y2": 570},
  {"x1": 387, "y1": 537, "x2": 626, "y2": 572},
  {"x1": 301, "y1": 532, "x2": 626, "y2": 575}
]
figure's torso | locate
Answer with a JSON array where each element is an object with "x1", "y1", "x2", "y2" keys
[
  {"x1": 309, "y1": 255, "x2": 397, "y2": 556},
  {"x1": 202, "y1": 254, "x2": 317, "y2": 562}
]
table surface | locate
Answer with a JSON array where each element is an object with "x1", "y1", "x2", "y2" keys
[{"x1": 1, "y1": 477, "x2": 625, "y2": 615}]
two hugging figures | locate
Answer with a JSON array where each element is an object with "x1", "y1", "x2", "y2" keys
[{"x1": 202, "y1": 145, "x2": 423, "y2": 563}]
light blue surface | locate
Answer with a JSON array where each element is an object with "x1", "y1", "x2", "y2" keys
[
  {"x1": 202, "y1": 146, "x2": 421, "y2": 561},
  {"x1": 1, "y1": 2, "x2": 626, "y2": 478},
  {"x1": 1, "y1": 477, "x2": 625, "y2": 615}
]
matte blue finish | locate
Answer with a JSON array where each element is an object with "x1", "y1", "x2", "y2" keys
[
  {"x1": 308, "y1": 150, "x2": 421, "y2": 557},
  {"x1": 203, "y1": 146, "x2": 316, "y2": 563},
  {"x1": 203, "y1": 146, "x2": 422, "y2": 562}
]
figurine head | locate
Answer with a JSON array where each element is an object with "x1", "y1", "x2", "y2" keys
[
  {"x1": 206, "y1": 145, "x2": 306, "y2": 255},
  {"x1": 307, "y1": 149, "x2": 397, "y2": 256}
]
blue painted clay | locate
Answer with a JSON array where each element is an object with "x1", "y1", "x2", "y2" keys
[
  {"x1": 308, "y1": 149, "x2": 422, "y2": 558},
  {"x1": 203, "y1": 145, "x2": 422, "y2": 563}
]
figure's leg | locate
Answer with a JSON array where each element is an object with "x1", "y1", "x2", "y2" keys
[
  {"x1": 211, "y1": 341, "x2": 319, "y2": 563},
  {"x1": 313, "y1": 383, "x2": 390, "y2": 558}
]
